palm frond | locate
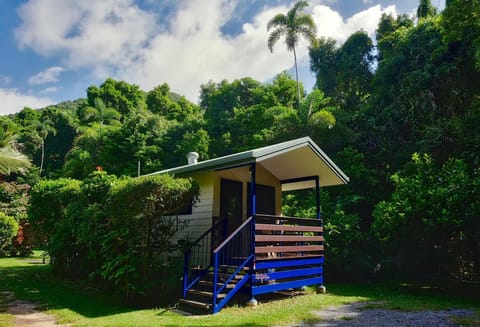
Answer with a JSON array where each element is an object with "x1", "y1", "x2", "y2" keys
[
  {"x1": 33, "y1": 119, "x2": 57, "y2": 138},
  {"x1": 0, "y1": 147, "x2": 31, "y2": 175},
  {"x1": 298, "y1": 25, "x2": 318, "y2": 45},
  {"x1": 267, "y1": 13, "x2": 288, "y2": 31},
  {"x1": 83, "y1": 106, "x2": 100, "y2": 122},
  {"x1": 288, "y1": 0, "x2": 309, "y2": 22},
  {"x1": 295, "y1": 13, "x2": 317, "y2": 33},
  {"x1": 268, "y1": 28, "x2": 285, "y2": 52}
]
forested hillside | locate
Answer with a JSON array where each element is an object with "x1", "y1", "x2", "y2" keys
[{"x1": 1, "y1": 0, "x2": 479, "y2": 283}]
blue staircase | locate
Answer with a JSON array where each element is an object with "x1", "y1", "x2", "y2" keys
[
  {"x1": 180, "y1": 217, "x2": 254, "y2": 314},
  {"x1": 179, "y1": 214, "x2": 324, "y2": 314}
]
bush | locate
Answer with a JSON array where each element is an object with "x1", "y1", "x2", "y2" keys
[
  {"x1": 283, "y1": 188, "x2": 379, "y2": 281},
  {"x1": 29, "y1": 171, "x2": 199, "y2": 303},
  {"x1": 373, "y1": 153, "x2": 480, "y2": 280},
  {"x1": 0, "y1": 212, "x2": 19, "y2": 256},
  {"x1": 104, "y1": 174, "x2": 199, "y2": 301},
  {"x1": 29, "y1": 177, "x2": 81, "y2": 267},
  {"x1": 0, "y1": 181, "x2": 32, "y2": 256}
]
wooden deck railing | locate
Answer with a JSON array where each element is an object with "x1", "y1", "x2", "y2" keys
[{"x1": 254, "y1": 214, "x2": 324, "y2": 260}]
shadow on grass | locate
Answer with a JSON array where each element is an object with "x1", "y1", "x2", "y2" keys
[{"x1": 0, "y1": 262, "x2": 133, "y2": 319}]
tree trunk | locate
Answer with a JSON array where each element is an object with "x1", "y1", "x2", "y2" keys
[
  {"x1": 293, "y1": 46, "x2": 301, "y2": 108},
  {"x1": 40, "y1": 139, "x2": 44, "y2": 176}
]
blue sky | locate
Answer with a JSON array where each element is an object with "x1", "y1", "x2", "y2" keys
[{"x1": 0, "y1": 0, "x2": 445, "y2": 115}]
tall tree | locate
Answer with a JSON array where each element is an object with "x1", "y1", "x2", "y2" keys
[
  {"x1": 309, "y1": 37, "x2": 338, "y2": 96},
  {"x1": 417, "y1": 0, "x2": 437, "y2": 20},
  {"x1": 310, "y1": 31, "x2": 374, "y2": 111},
  {"x1": 33, "y1": 119, "x2": 57, "y2": 176},
  {"x1": 267, "y1": 0, "x2": 317, "y2": 107}
]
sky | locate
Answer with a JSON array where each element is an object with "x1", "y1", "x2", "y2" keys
[{"x1": 0, "y1": 0, "x2": 445, "y2": 115}]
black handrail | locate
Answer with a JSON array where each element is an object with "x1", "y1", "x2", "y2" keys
[
  {"x1": 190, "y1": 216, "x2": 228, "y2": 249},
  {"x1": 213, "y1": 216, "x2": 253, "y2": 253},
  {"x1": 183, "y1": 216, "x2": 228, "y2": 298}
]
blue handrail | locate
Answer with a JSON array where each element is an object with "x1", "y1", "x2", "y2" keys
[{"x1": 211, "y1": 216, "x2": 253, "y2": 313}]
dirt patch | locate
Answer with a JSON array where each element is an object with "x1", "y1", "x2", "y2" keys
[
  {"x1": 1, "y1": 292, "x2": 69, "y2": 327},
  {"x1": 302, "y1": 302, "x2": 477, "y2": 327}
]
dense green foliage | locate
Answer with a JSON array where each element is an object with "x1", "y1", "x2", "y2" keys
[
  {"x1": 0, "y1": 0, "x2": 478, "y2": 286},
  {"x1": 29, "y1": 172, "x2": 198, "y2": 301},
  {"x1": 373, "y1": 154, "x2": 480, "y2": 280},
  {"x1": 0, "y1": 182, "x2": 32, "y2": 256},
  {"x1": 0, "y1": 212, "x2": 18, "y2": 256}
]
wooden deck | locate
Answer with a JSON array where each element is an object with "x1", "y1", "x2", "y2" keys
[
  {"x1": 181, "y1": 214, "x2": 325, "y2": 313},
  {"x1": 254, "y1": 214, "x2": 324, "y2": 260}
]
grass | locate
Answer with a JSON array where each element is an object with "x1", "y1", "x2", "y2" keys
[{"x1": 0, "y1": 253, "x2": 479, "y2": 326}]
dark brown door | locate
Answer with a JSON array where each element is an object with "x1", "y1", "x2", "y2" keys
[
  {"x1": 220, "y1": 179, "x2": 243, "y2": 235},
  {"x1": 247, "y1": 183, "x2": 276, "y2": 216}
]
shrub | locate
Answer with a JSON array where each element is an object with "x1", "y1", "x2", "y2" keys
[
  {"x1": 373, "y1": 153, "x2": 480, "y2": 280},
  {"x1": 0, "y1": 212, "x2": 19, "y2": 256},
  {"x1": 29, "y1": 178, "x2": 81, "y2": 264},
  {"x1": 104, "y1": 174, "x2": 199, "y2": 301},
  {"x1": 28, "y1": 171, "x2": 199, "y2": 303},
  {"x1": 0, "y1": 181, "x2": 32, "y2": 256}
]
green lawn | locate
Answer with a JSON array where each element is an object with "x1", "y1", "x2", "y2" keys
[{"x1": 0, "y1": 253, "x2": 479, "y2": 326}]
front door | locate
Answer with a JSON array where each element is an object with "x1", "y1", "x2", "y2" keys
[
  {"x1": 247, "y1": 183, "x2": 276, "y2": 216},
  {"x1": 220, "y1": 179, "x2": 243, "y2": 236}
]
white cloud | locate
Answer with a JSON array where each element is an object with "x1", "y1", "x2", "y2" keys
[
  {"x1": 0, "y1": 76, "x2": 11, "y2": 86},
  {"x1": 122, "y1": 2, "x2": 296, "y2": 101},
  {"x1": 40, "y1": 86, "x2": 59, "y2": 94},
  {"x1": 14, "y1": 0, "x2": 397, "y2": 102},
  {"x1": 28, "y1": 66, "x2": 64, "y2": 85},
  {"x1": 0, "y1": 89, "x2": 54, "y2": 115},
  {"x1": 15, "y1": 0, "x2": 157, "y2": 75},
  {"x1": 313, "y1": 4, "x2": 397, "y2": 44}
]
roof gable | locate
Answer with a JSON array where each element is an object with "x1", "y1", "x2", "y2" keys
[{"x1": 149, "y1": 137, "x2": 349, "y2": 187}]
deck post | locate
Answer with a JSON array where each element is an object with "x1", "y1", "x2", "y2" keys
[
  {"x1": 315, "y1": 176, "x2": 321, "y2": 220},
  {"x1": 183, "y1": 249, "x2": 190, "y2": 298},
  {"x1": 314, "y1": 176, "x2": 325, "y2": 291},
  {"x1": 212, "y1": 251, "x2": 219, "y2": 313},
  {"x1": 248, "y1": 163, "x2": 257, "y2": 306}
]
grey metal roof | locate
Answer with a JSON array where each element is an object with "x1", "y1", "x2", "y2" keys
[{"x1": 147, "y1": 137, "x2": 349, "y2": 187}]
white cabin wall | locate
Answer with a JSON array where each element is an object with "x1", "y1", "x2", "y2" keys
[{"x1": 172, "y1": 171, "x2": 214, "y2": 243}]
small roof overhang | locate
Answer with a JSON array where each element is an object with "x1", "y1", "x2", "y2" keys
[{"x1": 148, "y1": 137, "x2": 349, "y2": 189}]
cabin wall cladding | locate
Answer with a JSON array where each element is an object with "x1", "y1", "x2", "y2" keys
[
  {"x1": 177, "y1": 172, "x2": 214, "y2": 240},
  {"x1": 157, "y1": 172, "x2": 215, "y2": 257}
]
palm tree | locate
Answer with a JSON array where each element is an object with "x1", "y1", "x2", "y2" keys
[
  {"x1": 0, "y1": 147, "x2": 31, "y2": 175},
  {"x1": 33, "y1": 119, "x2": 57, "y2": 176},
  {"x1": 267, "y1": 0, "x2": 317, "y2": 107},
  {"x1": 82, "y1": 97, "x2": 121, "y2": 126},
  {"x1": 0, "y1": 118, "x2": 31, "y2": 175}
]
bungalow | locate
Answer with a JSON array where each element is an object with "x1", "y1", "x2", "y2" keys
[{"x1": 149, "y1": 137, "x2": 349, "y2": 314}]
